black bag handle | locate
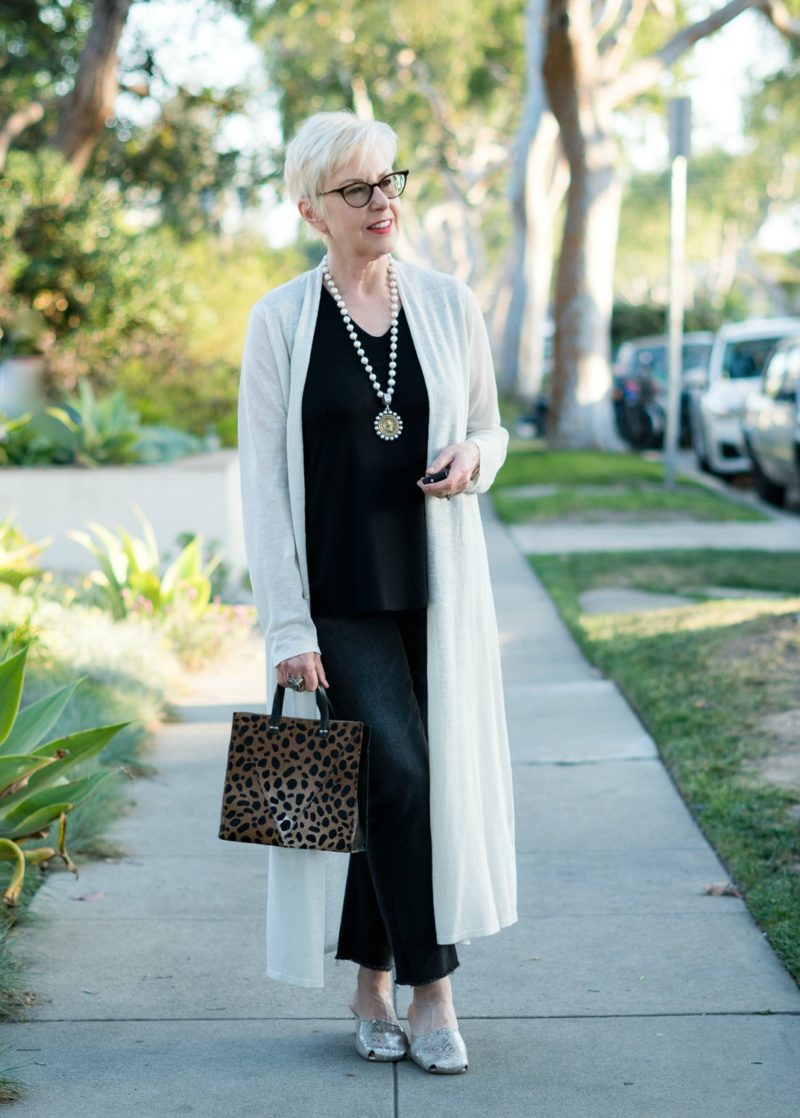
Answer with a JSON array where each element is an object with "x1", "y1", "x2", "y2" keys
[{"x1": 268, "y1": 683, "x2": 336, "y2": 737}]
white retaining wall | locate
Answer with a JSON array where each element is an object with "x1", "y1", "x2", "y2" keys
[{"x1": 0, "y1": 449, "x2": 248, "y2": 587}]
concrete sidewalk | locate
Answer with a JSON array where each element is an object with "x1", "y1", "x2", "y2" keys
[{"x1": 1, "y1": 500, "x2": 799, "y2": 1116}]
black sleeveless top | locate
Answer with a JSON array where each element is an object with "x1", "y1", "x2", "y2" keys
[{"x1": 302, "y1": 285, "x2": 430, "y2": 617}]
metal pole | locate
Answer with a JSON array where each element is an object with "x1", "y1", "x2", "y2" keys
[{"x1": 665, "y1": 97, "x2": 691, "y2": 490}]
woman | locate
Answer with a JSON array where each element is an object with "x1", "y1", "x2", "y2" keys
[{"x1": 237, "y1": 111, "x2": 517, "y2": 1075}]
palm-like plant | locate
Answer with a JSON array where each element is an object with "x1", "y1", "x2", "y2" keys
[
  {"x1": 67, "y1": 502, "x2": 222, "y2": 620},
  {"x1": 0, "y1": 644, "x2": 130, "y2": 905}
]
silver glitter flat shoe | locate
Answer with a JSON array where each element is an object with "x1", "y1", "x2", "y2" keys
[
  {"x1": 409, "y1": 1026, "x2": 469, "y2": 1074},
  {"x1": 351, "y1": 1010, "x2": 409, "y2": 1062}
]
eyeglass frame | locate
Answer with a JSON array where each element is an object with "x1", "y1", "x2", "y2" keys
[{"x1": 318, "y1": 170, "x2": 410, "y2": 208}]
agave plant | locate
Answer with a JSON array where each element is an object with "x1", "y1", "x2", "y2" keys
[
  {"x1": 58, "y1": 379, "x2": 143, "y2": 466},
  {"x1": 0, "y1": 644, "x2": 130, "y2": 905},
  {"x1": 0, "y1": 381, "x2": 142, "y2": 467},
  {"x1": 67, "y1": 502, "x2": 222, "y2": 621}
]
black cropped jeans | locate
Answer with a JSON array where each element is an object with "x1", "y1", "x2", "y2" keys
[{"x1": 311, "y1": 607, "x2": 460, "y2": 987}]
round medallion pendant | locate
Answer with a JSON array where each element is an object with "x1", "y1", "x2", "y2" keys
[{"x1": 374, "y1": 407, "x2": 403, "y2": 440}]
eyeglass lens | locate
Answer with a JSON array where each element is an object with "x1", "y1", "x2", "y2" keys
[{"x1": 343, "y1": 173, "x2": 406, "y2": 207}]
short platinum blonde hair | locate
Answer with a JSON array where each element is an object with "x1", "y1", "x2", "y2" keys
[{"x1": 283, "y1": 111, "x2": 398, "y2": 215}]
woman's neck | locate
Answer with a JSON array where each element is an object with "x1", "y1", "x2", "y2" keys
[{"x1": 323, "y1": 249, "x2": 391, "y2": 300}]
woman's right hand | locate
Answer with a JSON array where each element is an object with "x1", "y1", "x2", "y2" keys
[{"x1": 276, "y1": 652, "x2": 329, "y2": 692}]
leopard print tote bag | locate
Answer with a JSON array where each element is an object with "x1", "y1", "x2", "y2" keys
[{"x1": 218, "y1": 683, "x2": 368, "y2": 853}]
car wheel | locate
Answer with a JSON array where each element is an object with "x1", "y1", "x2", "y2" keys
[
  {"x1": 751, "y1": 453, "x2": 786, "y2": 508},
  {"x1": 625, "y1": 407, "x2": 651, "y2": 449},
  {"x1": 695, "y1": 439, "x2": 712, "y2": 474},
  {"x1": 691, "y1": 411, "x2": 713, "y2": 472}
]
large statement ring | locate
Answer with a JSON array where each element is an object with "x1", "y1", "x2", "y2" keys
[{"x1": 286, "y1": 675, "x2": 305, "y2": 691}]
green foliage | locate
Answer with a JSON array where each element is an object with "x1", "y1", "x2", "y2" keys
[
  {"x1": 0, "y1": 645, "x2": 129, "y2": 906},
  {"x1": 114, "y1": 235, "x2": 308, "y2": 445},
  {"x1": 610, "y1": 300, "x2": 724, "y2": 352},
  {"x1": 253, "y1": 0, "x2": 525, "y2": 156},
  {"x1": 252, "y1": 0, "x2": 523, "y2": 270},
  {"x1": 617, "y1": 36, "x2": 800, "y2": 313},
  {"x1": 0, "y1": 1, "x2": 94, "y2": 120},
  {"x1": 93, "y1": 85, "x2": 260, "y2": 240},
  {"x1": 0, "y1": 513, "x2": 51, "y2": 589},
  {"x1": 0, "y1": 381, "x2": 214, "y2": 466},
  {"x1": 0, "y1": 150, "x2": 190, "y2": 381},
  {"x1": 0, "y1": 307, "x2": 51, "y2": 356},
  {"x1": 1, "y1": 1, "x2": 265, "y2": 237},
  {"x1": 67, "y1": 503, "x2": 222, "y2": 621},
  {"x1": 66, "y1": 506, "x2": 257, "y2": 667},
  {"x1": 0, "y1": 557, "x2": 184, "y2": 1040}
]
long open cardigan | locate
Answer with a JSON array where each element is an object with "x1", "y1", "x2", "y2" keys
[{"x1": 237, "y1": 257, "x2": 517, "y2": 987}]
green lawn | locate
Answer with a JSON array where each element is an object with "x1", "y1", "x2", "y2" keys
[
  {"x1": 529, "y1": 549, "x2": 800, "y2": 984},
  {"x1": 493, "y1": 483, "x2": 763, "y2": 523},
  {"x1": 496, "y1": 444, "x2": 670, "y2": 487},
  {"x1": 492, "y1": 445, "x2": 766, "y2": 523}
]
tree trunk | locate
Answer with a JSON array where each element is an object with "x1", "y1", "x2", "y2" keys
[
  {"x1": 543, "y1": 1, "x2": 623, "y2": 449},
  {"x1": 50, "y1": 0, "x2": 133, "y2": 178},
  {"x1": 518, "y1": 112, "x2": 568, "y2": 402},
  {"x1": 499, "y1": 0, "x2": 568, "y2": 401}
]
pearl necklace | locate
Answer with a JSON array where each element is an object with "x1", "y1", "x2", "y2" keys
[{"x1": 321, "y1": 254, "x2": 403, "y2": 440}]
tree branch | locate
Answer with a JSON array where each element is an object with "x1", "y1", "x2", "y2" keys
[
  {"x1": 757, "y1": 0, "x2": 800, "y2": 36},
  {"x1": 0, "y1": 101, "x2": 48, "y2": 172},
  {"x1": 607, "y1": 0, "x2": 756, "y2": 107},
  {"x1": 599, "y1": 0, "x2": 649, "y2": 75},
  {"x1": 592, "y1": 0, "x2": 628, "y2": 39}
]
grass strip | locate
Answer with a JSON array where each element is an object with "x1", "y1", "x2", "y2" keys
[
  {"x1": 529, "y1": 549, "x2": 800, "y2": 985},
  {"x1": 496, "y1": 445, "x2": 676, "y2": 488},
  {"x1": 492, "y1": 443, "x2": 766, "y2": 523},
  {"x1": 493, "y1": 484, "x2": 763, "y2": 523}
]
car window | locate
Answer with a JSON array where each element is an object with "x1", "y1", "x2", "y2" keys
[
  {"x1": 683, "y1": 342, "x2": 712, "y2": 370},
  {"x1": 631, "y1": 346, "x2": 667, "y2": 379},
  {"x1": 722, "y1": 336, "x2": 785, "y2": 380},
  {"x1": 783, "y1": 346, "x2": 800, "y2": 394},
  {"x1": 762, "y1": 349, "x2": 787, "y2": 398}
]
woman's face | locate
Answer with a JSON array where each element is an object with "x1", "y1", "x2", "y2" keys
[{"x1": 304, "y1": 149, "x2": 401, "y2": 262}]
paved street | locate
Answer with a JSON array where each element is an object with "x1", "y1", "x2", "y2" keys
[{"x1": 1, "y1": 499, "x2": 799, "y2": 1116}]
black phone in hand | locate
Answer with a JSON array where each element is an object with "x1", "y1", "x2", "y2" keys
[{"x1": 422, "y1": 466, "x2": 450, "y2": 484}]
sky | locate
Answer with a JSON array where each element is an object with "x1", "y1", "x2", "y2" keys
[{"x1": 118, "y1": 0, "x2": 793, "y2": 248}]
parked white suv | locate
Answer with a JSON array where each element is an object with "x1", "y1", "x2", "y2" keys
[
  {"x1": 741, "y1": 334, "x2": 800, "y2": 507},
  {"x1": 690, "y1": 317, "x2": 800, "y2": 475}
]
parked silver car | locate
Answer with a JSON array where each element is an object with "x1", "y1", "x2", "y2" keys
[
  {"x1": 690, "y1": 317, "x2": 800, "y2": 475},
  {"x1": 741, "y1": 334, "x2": 800, "y2": 507}
]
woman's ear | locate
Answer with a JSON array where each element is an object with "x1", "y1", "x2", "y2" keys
[{"x1": 299, "y1": 198, "x2": 328, "y2": 237}]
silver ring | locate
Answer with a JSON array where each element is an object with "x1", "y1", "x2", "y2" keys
[
  {"x1": 445, "y1": 494, "x2": 453, "y2": 500},
  {"x1": 286, "y1": 675, "x2": 305, "y2": 691}
]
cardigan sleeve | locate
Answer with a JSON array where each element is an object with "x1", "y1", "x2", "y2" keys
[
  {"x1": 460, "y1": 285, "x2": 509, "y2": 495},
  {"x1": 237, "y1": 302, "x2": 320, "y2": 669}
]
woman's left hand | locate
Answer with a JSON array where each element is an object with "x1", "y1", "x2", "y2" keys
[{"x1": 417, "y1": 440, "x2": 480, "y2": 499}]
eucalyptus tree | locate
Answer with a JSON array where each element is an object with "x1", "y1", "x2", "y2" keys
[
  {"x1": 534, "y1": 0, "x2": 800, "y2": 448},
  {"x1": 0, "y1": 0, "x2": 259, "y2": 210},
  {"x1": 248, "y1": 0, "x2": 525, "y2": 290}
]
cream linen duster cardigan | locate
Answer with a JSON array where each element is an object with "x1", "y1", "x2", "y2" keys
[{"x1": 237, "y1": 256, "x2": 517, "y2": 987}]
